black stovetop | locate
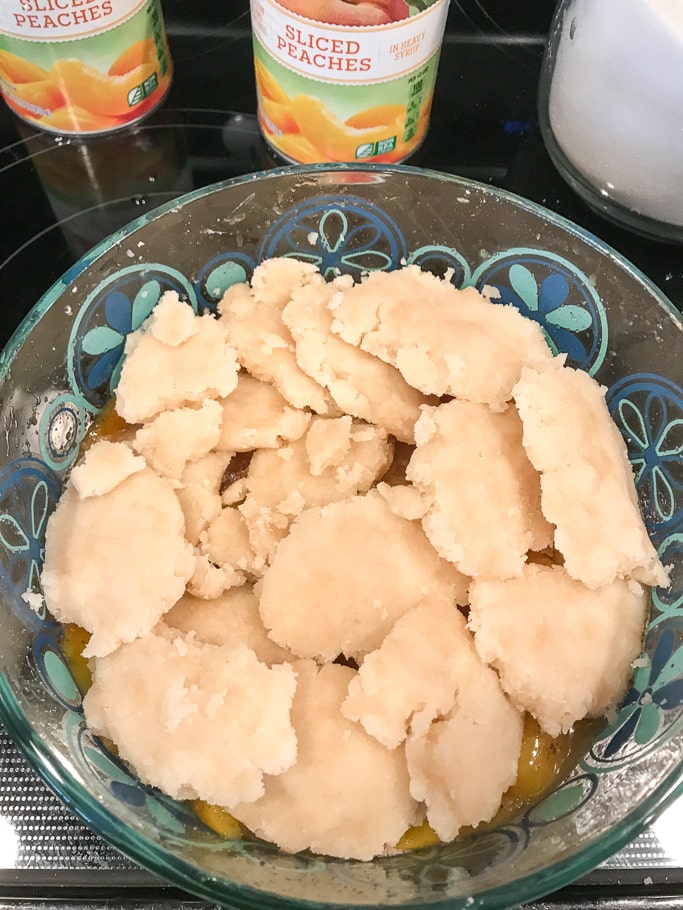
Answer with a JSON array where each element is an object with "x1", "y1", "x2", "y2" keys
[{"x1": 0, "y1": 2, "x2": 682, "y2": 907}]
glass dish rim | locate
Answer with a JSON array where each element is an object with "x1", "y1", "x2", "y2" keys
[
  {"x1": 2, "y1": 161, "x2": 682, "y2": 380},
  {"x1": 1, "y1": 161, "x2": 682, "y2": 910}
]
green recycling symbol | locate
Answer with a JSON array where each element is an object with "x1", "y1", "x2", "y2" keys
[
  {"x1": 355, "y1": 142, "x2": 375, "y2": 159},
  {"x1": 127, "y1": 84, "x2": 144, "y2": 106}
]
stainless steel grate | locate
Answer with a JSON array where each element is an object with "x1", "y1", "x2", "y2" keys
[{"x1": 1, "y1": 725, "x2": 682, "y2": 877}]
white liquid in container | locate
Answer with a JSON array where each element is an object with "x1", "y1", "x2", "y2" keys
[{"x1": 548, "y1": 0, "x2": 683, "y2": 226}]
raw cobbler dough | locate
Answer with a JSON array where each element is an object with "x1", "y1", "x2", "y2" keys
[
  {"x1": 468, "y1": 563, "x2": 649, "y2": 735},
  {"x1": 258, "y1": 492, "x2": 470, "y2": 661},
  {"x1": 230, "y1": 661, "x2": 420, "y2": 861},
  {"x1": 40, "y1": 258, "x2": 667, "y2": 860},
  {"x1": 328, "y1": 265, "x2": 554, "y2": 409}
]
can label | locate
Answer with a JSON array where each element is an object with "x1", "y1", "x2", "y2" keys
[
  {"x1": 0, "y1": 0, "x2": 172, "y2": 135},
  {"x1": 251, "y1": 0, "x2": 449, "y2": 164}
]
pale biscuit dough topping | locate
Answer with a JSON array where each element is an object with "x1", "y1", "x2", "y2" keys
[
  {"x1": 218, "y1": 260, "x2": 337, "y2": 415},
  {"x1": 407, "y1": 399, "x2": 553, "y2": 580},
  {"x1": 42, "y1": 458, "x2": 195, "y2": 658},
  {"x1": 230, "y1": 661, "x2": 420, "y2": 861},
  {"x1": 282, "y1": 273, "x2": 430, "y2": 442},
  {"x1": 468, "y1": 564, "x2": 649, "y2": 736},
  {"x1": 513, "y1": 364, "x2": 668, "y2": 589},
  {"x1": 41, "y1": 258, "x2": 667, "y2": 861},
  {"x1": 328, "y1": 266, "x2": 555, "y2": 409},
  {"x1": 83, "y1": 632, "x2": 298, "y2": 806},
  {"x1": 115, "y1": 292, "x2": 239, "y2": 424},
  {"x1": 258, "y1": 492, "x2": 469, "y2": 662},
  {"x1": 237, "y1": 415, "x2": 393, "y2": 564}
]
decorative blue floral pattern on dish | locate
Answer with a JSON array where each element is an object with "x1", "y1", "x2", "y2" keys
[
  {"x1": 588, "y1": 628, "x2": 683, "y2": 767},
  {"x1": 63, "y1": 713, "x2": 202, "y2": 841},
  {"x1": 67, "y1": 265, "x2": 198, "y2": 411},
  {"x1": 471, "y1": 251, "x2": 607, "y2": 373},
  {"x1": 391, "y1": 827, "x2": 524, "y2": 890},
  {"x1": 0, "y1": 457, "x2": 61, "y2": 631},
  {"x1": 606, "y1": 374, "x2": 683, "y2": 542},
  {"x1": 406, "y1": 245, "x2": 472, "y2": 287},
  {"x1": 525, "y1": 774, "x2": 597, "y2": 825},
  {"x1": 34, "y1": 628, "x2": 82, "y2": 710},
  {"x1": 194, "y1": 253, "x2": 256, "y2": 310},
  {"x1": 650, "y1": 534, "x2": 683, "y2": 629},
  {"x1": 259, "y1": 195, "x2": 408, "y2": 277}
]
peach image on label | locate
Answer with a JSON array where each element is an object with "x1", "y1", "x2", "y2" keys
[{"x1": 277, "y1": 0, "x2": 410, "y2": 26}]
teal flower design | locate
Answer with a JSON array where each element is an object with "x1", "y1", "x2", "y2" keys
[
  {"x1": 304, "y1": 209, "x2": 395, "y2": 276},
  {"x1": 614, "y1": 401, "x2": 682, "y2": 522},
  {"x1": 473, "y1": 252, "x2": 606, "y2": 373},
  {"x1": 79, "y1": 280, "x2": 163, "y2": 396},
  {"x1": 66, "y1": 715, "x2": 198, "y2": 837},
  {"x1": 0, "y1": 458, "x2": 61, "y2": 628},
  {"x1": 594, "y1": 629, "x2": 683, "y2": 761},
  {"x1": 504, "y1": 264, "x2": 593, "y2": 361},
  {"x1": 195, "y1": 253, "x2": 254, "y2": 309},
  {"x1": 68, "y1": 266, "x2": 198, "y2": 410},
  {"x1": 607, "y1": 375, "x2": 683, "y2": 537},
  {"x1": 260, "y1": 195, "x2": 407, "y2": 278},
  {"x1": 388, "y1": 828, "x2": 522, "y2": 889}
]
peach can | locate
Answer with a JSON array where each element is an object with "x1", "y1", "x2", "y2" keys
[
  {"x1": 0, "y1": 0, "x2": 172, "y2": 135},
  {"x1": 251, "y1": 0, "x2": 450, "y2": 164}
]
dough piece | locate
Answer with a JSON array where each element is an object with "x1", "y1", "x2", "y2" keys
[
  {"x1": 258, "y1": 492, "x2": 470, "y2": 661},
  {"x1": 514, "y1": 365, "x2": 668, "y2": 588},
  {"x1": 218, "y1": 261, "x2": 335, "y2": 415},
  {"x1": 468, "y1": 562, "x2": 649, "y2": 735},
  {"x1": 115, "y1": 292, "x2": 239, "y2": 423},
  {"x1": 199, "y1": 507, "x2": 259, "y2": 574},
  {"x1": 163, "y1": 587, "x2": 293, "y2": 666},
  {"x1": 407, "y1": 399, "x2": 553, "y2": 580},
  {"x1": 376, "y1": 481, "x2": 428, "y2": 521},
  {"x1": 246, "y1": 417, "x2": 392, "y2": 509},
  {"x1": 231, "y1": 661, "x2": 419, "y2": 860},
  {"x1": 41, "y1": 468, "x2": 194, "y2": 657},
  {"x1": 176, "y1": 451, "x2": 231, "y2": 546},
  {"x1": 239, "y1": 417, "x2": 393, "y2": 563},
  {"x1": 239, "y1": 498, "x2": 294, "y2": 565},
  {"x1": 69, "y1": 440, "x2": 146, "y2": 498},
  {"x1": 342, "y1": 599, "x2": 477, "y2": 748},
  {"x1": 216, "y1": 373, "x2": 311, "y2": 452},
  {"x1": 329, "y1": 266, "x2": 553, "y2": 410},
  {"x1": 405, "y1": 655, "x2": 523, "y2": 842},
  {"x1": 304, "y1": 414, "x2": 354, "y2": 474},
  {"x1": 222, "y1": 477, "x2": 248, "y2": 507},
  {"x1": 133, "y1": 400, "x2": 223, "y2": 479},
  {"x1": 250, "y1": 256, "x2": 320, "y2": 310},
  {"x1": 83, "y1": 631, "x2": 297, "y2": 806},
  {"x1": 283, "y1": 274, "x2": 429, "y2": 442},
  {"x1": 187, "y1": 551, "x2": 245, "y2": 599}
]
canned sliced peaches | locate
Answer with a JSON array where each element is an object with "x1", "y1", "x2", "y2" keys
[
  {"x1": 251, "y1": 0, "x2": 449, "y2": 163},
  {"x1": 0, "y1": 0, "x2": 172, "y2": 135}
]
